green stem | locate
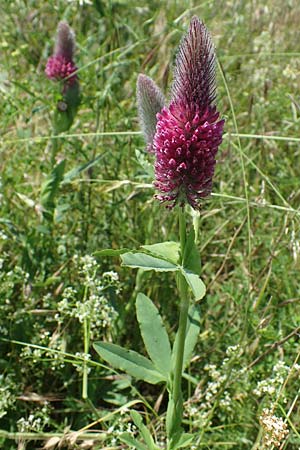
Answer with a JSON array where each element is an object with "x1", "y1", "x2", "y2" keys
[
  {"x1": 82, "y1": 285, "x2": 90, "y2": 400},
  {"x1": 82, "y1": 316, "x2": 90, "y2": 399},
  {"x1": 168, "y1": 207, "x2": 190, "y2": 444},
  {"x1": 172, "y1": 272, "x2": 189, "y2": 414},
  {"x1": 51, "y1": 114, "x2": 61, "y2": 167},
  {"x1": 51, "y1": 135, "x2": 58, "y2": 168},
  {"x1": 179, "y1": 207, "x2": 187, "y2": 255}
]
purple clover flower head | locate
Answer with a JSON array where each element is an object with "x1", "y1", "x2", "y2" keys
[
  {"x1": 45, "y1": 21, "x2": 78, "y2": 86},
  {"x1": 137, "y1": 74, "x2": 165, "y2": 153},
  {"x1": 45, "y1": 54, "x2": 78, "y2": 85},
  {"x1": 148, "y1": 17, "x2": 224, "y2": 209},
  {"x1": 154, "y1": 103, "x2": 224, "y2": 208}
]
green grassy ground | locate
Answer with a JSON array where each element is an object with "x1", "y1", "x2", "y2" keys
[{"x1": 1, "y1": 0, "x2": 300, "y2": 448}]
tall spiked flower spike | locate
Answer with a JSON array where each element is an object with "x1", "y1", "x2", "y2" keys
[
  {"x1": 137, "y1": 74, "x2": 165, "y2": 153},
  {"x1": 137, "y1": 17, "x2": 224, "y2": 209},
  {"x1": 45, "y1": 21, "x2": 78, "y2": 87},
  {"x1": 45, "y1": 21, "x2": 80, "y2": 134}
]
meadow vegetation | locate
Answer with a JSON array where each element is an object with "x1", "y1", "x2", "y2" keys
[{"x1": 0, "y1": 0, "x2": 300, "y2": 448}]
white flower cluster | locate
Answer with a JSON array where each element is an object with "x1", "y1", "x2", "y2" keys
[
  {"x1": 46, "y1": 337, "x2": 67, "y2": 371},
  {"x1": 17, "y1": 404, "x2": 50, "y2": 432},
  {"x1": 253, "y1": 360, "x2": 290, "y2": 397},
  {"x1": 107, "y1": 419, "x2": 137, "y2": 447},
  {"x1": 226, "y1": 344, "x2": 241, "y2": 357},
  {"x1": 0, "y1": 230, "x2": 8, "y2": 240},
  {"x1": 17, "y1": 415, "x2": 43, "y2": 432},
  {"x1": 0, "y1": 264, "x2": 29, "y2": 295},
  {"x1": 259, "y1": 408, "x2": 289, "y2": 448},
  {"x1": 282, "y1": 60, "x2": 300, "y2": 90},
  {"x1": 204, "y1": 363, "x2": 227, "y2": 402},
  {"x1": 293, "y1": 363, "x2": 300, "y2": 372},
  {"x1": 20, "y1": 346, "x2": 43, "y2": 364},
  {"x1": 67, "y1": 0, "x2": 92, "y2": 5},
  {"x1": 73, "y1": 352, "x2": 91, "y2": 374},
  {"x1": 19, "y1": 322, "x2": 67, "y2": 372},
  {"x1": 290, "y1": 228, "x2": 300, "y2": 262},
  {"x1": 0, "y1": 263, "x2": 31, "y2": 331},
  {"x1": 76, "y1": 254, "x2": 98, "y2": 284},
  {"x1": 185, "y1": 361, "x2": 234, "y2": 428},
  {"x1": 56, "y1": 255, "x2": 119, "y2": 339},
  {"x1": 0, "y1": 374, "x2": 16, "y2": 419}
]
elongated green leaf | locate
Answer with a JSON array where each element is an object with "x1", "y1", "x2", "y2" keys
[
  {"x1": 62, "y1": 153, "x2": 104, "y2": 185},
  {"x1": 93, "y1": 248, "x2": 131, "y2": 257},
  {"x1": 172, "y1": 305, "x2": 201, "y2": 370},
  {"x1": 181, "y1": 268, "x2": 206, "y2": 301},
  {"x1": 136, "y1": 293, "x2": 171, "y2": 377},
  {"x1": 40, "y1": 160, "x2": 66, "y2": 222},
  {"x1": 118, "y1": 432, "x2": 147, "y2": 450},
  {"x1": 53, "y1": 108, "x2": 74, "y2": 134},
  {"x1": 166, "y1": 396, "x2": 175, "y2": 439},
  {"x1": 121, "y1": 252, "x2": 178, "y2": 272},
  {"x1": 166, "y1": 396, "x2": 183, "y2": 442},
  {"x1": 130, "y1": 411, "x2": 159, "y2": 450},
  {"x1": 93, "y1": 342, "x2": 165, "y2": 384},
  {"x1": 183, "y1": 230, "x2": 201, "y2": 275},
  {"x1": 32, "y1": 276, "x2": 61, "y2": 288},
  {"x1": 182, "y1": 305, "x2": 201, "y2": 368},
  {"x1": 142, "y1": 241, "x2": 180, "y2": 265},
  {"x1": 174, "y1": 433, "x2": 195, "y2": 449}
]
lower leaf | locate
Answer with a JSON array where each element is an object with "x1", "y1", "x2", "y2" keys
[
  {"x1": 118, "y1": 432, "x2": 147, "y2": 450},
  {"x1": 130, "y1": 410, "x2": 160, "y2": 450},
  {"x1": 93, "y1": 342, "x2": 166, "y2": 384}
]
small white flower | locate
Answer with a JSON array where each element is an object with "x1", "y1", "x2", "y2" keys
[
  {"x1": 260, "y1": 409, "x2": 289, "y2": 448},
  {"x1": 67, "y1": 0, "x2": 92, "y2": 5}
]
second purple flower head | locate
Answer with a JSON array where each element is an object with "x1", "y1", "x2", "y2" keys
[
  {"x1": 137, "y1": 17, "x2": 224, "y2": 209},
  {"x1": 45, "y1": 21, "x2": 80, "y2": 133},
  {"x1": 45, "y1": 21, "x2": 78, "y2": 88}
]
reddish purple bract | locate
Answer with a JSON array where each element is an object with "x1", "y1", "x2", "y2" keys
[
  {"x1": 45, "y1": 22, "x2": 78, "y2": 86},
  {"x1": 154, "y1": 101, "x2": 224, "y2": 208},
  {"x1": 148, "y1": 17, "x2": 224, "y2": 209},
  {"x1": 45, "y1": 54, "x2": 77, "y2": 84}
]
